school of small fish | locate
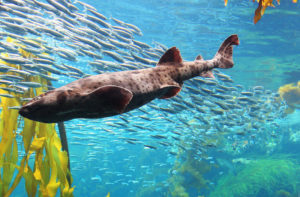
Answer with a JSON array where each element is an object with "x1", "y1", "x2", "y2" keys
[{"x1": 0, "y1": 0, "x2": 287, "y2": 192}]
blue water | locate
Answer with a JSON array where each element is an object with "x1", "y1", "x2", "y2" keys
[
  {"x1": 67, "y1": 1, "x2": 300, "y2": 196},
  {"x1": 5, "y1": 0, "x2": 300, "y2": 196},
  {"x1": 84, "y1": 0, "x2": 300, "y2": 88}
]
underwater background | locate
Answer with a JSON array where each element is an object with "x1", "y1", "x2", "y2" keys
[{"x1": 0, "y1": 0, "x2": 300, "y2": 197}]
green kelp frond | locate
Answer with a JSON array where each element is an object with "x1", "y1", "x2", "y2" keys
[
  {"x1": 0, "y1": 37, "x2": 74, "y2": 196},
  {"x1": 275, "y1": 190, "x2": 292, "y2": 197},
  {"x1": 209, "y1": 157, "x2": 300, "y2": 197},
  {"x1": 168, "y1": 150, "x2": 214, "y2": 197}
]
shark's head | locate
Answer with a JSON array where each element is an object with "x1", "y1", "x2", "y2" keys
[{"x1": 19, "y1": 90, "x2": 67, "y2": 123}]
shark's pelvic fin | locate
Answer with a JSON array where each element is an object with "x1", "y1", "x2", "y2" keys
[
  {"x1": 200, "y1": 71, "x2": 215, "y2": 79},
  {"x1": 157, "y1": 47, "x2": 183, "y2": 65},
  {"x1": 87, "y1": 85, "x2": 133, "y2": 113},
  {"x1": 159, "y1": 84, "x2": 182, "y2": 99}
]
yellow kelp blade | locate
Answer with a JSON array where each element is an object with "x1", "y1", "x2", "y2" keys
[
  {"x1": 45, "y1": 135, "x2": 61, "y2": 197},
  {"x1": 62, "y1": 184, "x2": 75, "y2": 197},
  {"x1": 0, "y1": 37, "x2": 74, "y2": 197},
  {"x1": 260, "y1": 0, "x2": 274, "y2": 15},
  {"x1": 29, "y1": 137, "x2": 46, "y2": 154},
  {"x1": 32, "y1": 122, "x2": 73, "y2": 197},
  {"x1": 30, "y1": 137, "x2": 46, "y2": 184},
  {"x1": 0, "y1": 90, "x2": 20, "y2": 196},
  {"x1": 52, "y1": 132, "x2": 74, "y2": 196},
  {"x1": 225, "y1": 0, "x2": 297, "y2": 23},
  {"x1": 40, "y1": 153, "x2": 51, "y2": 190},
  {"x1": 22, "y1": 118, "x2": 37, "y2": 153},
  {"x1": 224, "y1": 0, "x2": 228, "y2": 6},
  {"x1": 3, "y1": 157, "x2": 26, "y2": 197},
  {"x1": 45, "y1": 181, "x2": 61, "y2": 197},
  {"x1": 2, "y1": 138, "x2": 18, "y2": 195},
  {"x1": 23, "y1": 164, "x2": 38, "y2": 197},
  {"x1": 33, "y1": 150, "x2": 44, "y2": 181},
  {"x1": 276, "y1": 0, "x2": 298, "y2": 3},
  {"x1": 0, "y1": 94, "x2": 19, "y2": 157},
  {"x1": 254, "y1": 0, "x2": 263, "y2": 24},
  {"x1": 278, "y1": 81, "x2": 300, "y2": 114}
]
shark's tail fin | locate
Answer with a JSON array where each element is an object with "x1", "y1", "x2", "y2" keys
[{"x1": 214, "y1": 34, "x2": 239, "y2": 69}]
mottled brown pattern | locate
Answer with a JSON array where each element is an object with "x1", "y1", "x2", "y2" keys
[
  {"x1": 57, "y1": 91, "x2": 67, "y2": 105},
  {"x1": 19, "y1": 35, "x2": 239, "y2": 123}
]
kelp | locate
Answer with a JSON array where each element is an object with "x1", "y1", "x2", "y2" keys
[
  {"x1": 209, "y1": 157, "x2": 300, "y2": 197},
  {"x1": 225, "y1": 0, "x2": 298, "y2": 24},
  {"x1": 167, "y1": 148, "x2": 213, "y2": 197},
  {"x1": 278, "y1": 81, "x2": 300, "y2": 114},
  {"x1": 0, "y1": 37, "x2": 73, "y2": 196}
]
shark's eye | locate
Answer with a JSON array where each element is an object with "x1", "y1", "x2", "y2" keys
[
  {"x1": 32, "y1": 96, "x2": 42, "y2": 102},
  {"x1": 20, "y1": 102, "x2": 43, "y2": 115}
]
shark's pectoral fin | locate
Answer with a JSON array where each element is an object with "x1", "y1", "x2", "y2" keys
[
  {"x1": 159, "y1": 85, "x2": 182, "y2": 99},
  {"x1": 88, "y1": 85, "x2": 133, "y2": 113}
]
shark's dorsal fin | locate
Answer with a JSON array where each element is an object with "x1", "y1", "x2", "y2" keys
[
  {"x1": 157, "y1": 47, "x2": 183, "y2": 65},
  {"x1": 195, "y1": 55, "x2": 203, "y2": 60}
]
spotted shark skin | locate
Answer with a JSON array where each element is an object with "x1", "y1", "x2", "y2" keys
[{"x1": 19, "y1": 35, "x2": 239, "y2": 123}]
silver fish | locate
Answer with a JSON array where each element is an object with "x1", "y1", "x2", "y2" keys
[
  {"x1": 17, "y1": 81, "x2": 42, "y2": 88},
  {"x1": 0, "y1": 54, "x2": 30, "y2": 65},
  {"x1": 0, "y1": 64, "x2": 12, "y2": 72},
  {"x1": 87, "y1": 8, "x2": 107, "y2": 20},
  {"x1": 0, "y1": 74, "x2": 24, "y2": 81},
  {"x1": 102, "y1": 50, "x2": 125, "y2": 63},
  {"x1": 32, "y1": 0, "x2": 60, "y2": 15},
  {"x1": 46, "y1": 0, "x2": 75, "y2": 17},
  {"x1": 76, "y1": 1, "x2": 97, "y2": 12},
  {"x1": 0, "y1": 93, "x2": 14, "y2": 98}
]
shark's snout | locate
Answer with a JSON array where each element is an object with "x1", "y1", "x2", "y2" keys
[
  {"x1": 18, "y1": 90, "x2": 69, "y2": 123},
  {"x1": 19, "y1": 105, "x2": 30, "y2": 117},
  {"x1": 19, "y1": 101, "x2": 43, "y2": 121}
]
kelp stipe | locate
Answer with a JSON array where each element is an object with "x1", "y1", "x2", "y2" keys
[{"x1": 0, "y1": 37, "x2": 74, "y2": 196}]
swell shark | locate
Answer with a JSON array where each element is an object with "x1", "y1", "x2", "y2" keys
[{"x1": 19, "y1": 35, "x2": 239, "y2": 123}]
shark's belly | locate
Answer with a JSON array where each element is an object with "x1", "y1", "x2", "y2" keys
[
  {"x1": 56, "y1": 70, "x2": 172, "y2": 120},
  {"x1": 125, "y1": 89, "x2": 165, "y2": 112}
]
